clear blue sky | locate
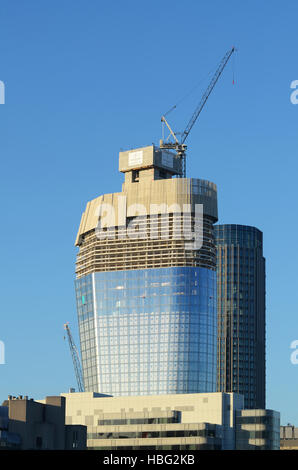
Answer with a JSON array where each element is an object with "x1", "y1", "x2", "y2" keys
[{"x1": 0, "y1": 0, "x2": 297, "y2": 425}]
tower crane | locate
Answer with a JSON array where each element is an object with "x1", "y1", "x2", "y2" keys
[
  {"x1": 64, "y1": 322, "x2": 85, "y2": 393},
  {"x1": 160, "y1": 46, "x2": 236, "y2": 177}
]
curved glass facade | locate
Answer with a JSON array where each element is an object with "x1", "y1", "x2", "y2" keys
[{"x1": 75, "y1": 266, "x2": 217, "y2": 396}]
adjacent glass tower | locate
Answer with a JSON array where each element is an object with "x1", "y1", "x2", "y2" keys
[
  {"x1": 75, "y1": 145, "x2": 218, "y2": 396},
  {"x1": 214, "y1": 224, "x2": 265, "y2": 409}
]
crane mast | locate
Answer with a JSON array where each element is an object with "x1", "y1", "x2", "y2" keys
[
  {"x1": 64, "y1": 322, "x2": 85, "y2": 393},
  {"x1": 160, "y1": 46, "x2": 235, "y2": 177}
]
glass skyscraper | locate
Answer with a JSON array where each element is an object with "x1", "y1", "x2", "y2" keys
[
  {"x1": 75, "y1": 145, "x2": 218, "y2": 396},
  {"x1": 214, "y1": 224, "x2": 266, "y2": 409}
]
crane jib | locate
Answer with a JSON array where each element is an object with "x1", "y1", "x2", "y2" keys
[
  {"x1": 160, "y1": 46, "x2": 236, "y2": 178},
  {"x1": 181, "y1": 47, "x2": 235, "y2": 145}
]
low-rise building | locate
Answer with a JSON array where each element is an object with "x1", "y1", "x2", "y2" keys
[
  {"x1": 0, "y1": 395, "x2": 86, "y2": 450},
  {"x1": 280, "y1": 425, "x2": 298, "y2": 450},
  {"x1": 236, "y1": 409, "x2": 280, "y2": 449},
  {"x1": 62, "y1": 391, "x2": 280, "y2": 450}
]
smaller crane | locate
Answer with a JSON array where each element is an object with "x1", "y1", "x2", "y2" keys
[
  {"x1": 64, "y1": 322, "x2": 85, "y2": 393},
  {"x1": 160, "y1": 46, "x2": 236, "y2": 177}
]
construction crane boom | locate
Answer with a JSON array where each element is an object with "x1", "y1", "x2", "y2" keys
[
  {"x1": 181, "y1": 46, "x2": 235, "y2": 144},
  {"x1": 64, "y1": 322, "x2": 85, "y2": 393},
  {"x1": 160, "y1": 46, "x2": 236, "y2": 177}
]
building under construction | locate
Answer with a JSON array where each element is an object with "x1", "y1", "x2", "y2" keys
[
  {"x1": 74, "y1": 145, "x2": 218, "y2": 396},
  {"x1": 65, "y1": 45, "x2": 279, "y2": 451},
  {"x1": 73, "y1": 48, "x2": 236, "y2": 396}
]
